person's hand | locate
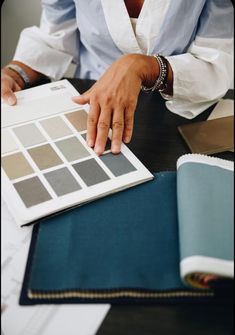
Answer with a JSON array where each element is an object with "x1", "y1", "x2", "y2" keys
[
  {"x1": 72, "y1": 54, "x2": 159, "y2": 155},
  {"x1": 1, "y1": 68, "x2": 24, "y2": 105},
  {"x1": 1, "y1": 61, "x2": 45, "y2": 105}
]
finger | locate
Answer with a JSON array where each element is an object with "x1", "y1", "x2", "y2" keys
[
  {"x1": 1, "y1": 91, "x2": 17, "y2": 106},
  {"x1": 122, "y1": 106, "x2": 135, "y2": 143},
  {"x1": 94, "y1": 109, "x2": 112, "y2": 156},
  {"x1": 111, "y1": 109, "x2": 124, "y2": 154},
  {"x1": 87, "y1": 101, "x2": 100, "y2": 148},
  {"x1": 72, "y1": 88, "x2": 92, "y2": 105},
  {"x1": 1, "y1": 79, "x2": 17, "y2": 105}
]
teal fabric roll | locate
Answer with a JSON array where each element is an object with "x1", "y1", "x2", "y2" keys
[
  {"x1": 28, "y1": 172, "x2": 186, "y2": 293},
  {"x1": 177, "y1": 163, "x2": 234, "y2": 261}
]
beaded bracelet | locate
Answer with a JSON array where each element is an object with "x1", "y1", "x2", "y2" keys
[{"x1": 141, "y1": 54, "x2": 168, "y2": 93}]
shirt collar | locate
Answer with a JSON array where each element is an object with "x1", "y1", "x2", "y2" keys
[{"x1": 100, "y1": 0, "x2": 171, "y2": 55}]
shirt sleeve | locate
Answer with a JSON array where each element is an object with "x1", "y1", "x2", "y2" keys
[
  {"x1": 13, "y1": 0, "x2": 79, "y2": 80},
  {"x1": 163, "y1": 0, "x2": 234, "y2": 119}
]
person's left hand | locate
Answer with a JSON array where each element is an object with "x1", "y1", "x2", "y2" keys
[{"x1": 72, "y1": 54, "x2": 159, "y2": 155}]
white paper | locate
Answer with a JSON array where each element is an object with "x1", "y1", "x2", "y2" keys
[{"x1": 207, "y1": 99, "x2": 234, "y2": 120}]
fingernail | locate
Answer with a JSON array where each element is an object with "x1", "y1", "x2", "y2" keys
[
  {"x1": 87, "y1": 139, "x2": 94, "y2": 147},
  {"x1": 123, "y1": 136, "x2": 130, "y2": 143},
  {"x1": 8, "y1": 97, "x2": 15, "y2": 105},
  {"x1": 72, "y1": 96, "x2": 82, "y2": 102},
  {"x1": 95, "y1": 146, "x2": 102, "y2": 156},
  {"x1": 111, "y1": 144, "x2": 120, "y2": 154}
]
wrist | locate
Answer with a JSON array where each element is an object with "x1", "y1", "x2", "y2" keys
[
  {"x1": 2, "y1": 67, "x2": 25, "y2": 89},
  {"x1": 138, "y1": 55, "x2": 160, "y2": 88},
  {"x1": 140, "y1": 55, "x2": 173, "y2": 95},
  {"x1": 5, "y1": 63, "x2": 31, "y2": 89},
  {"x1": 8, "y1": 60, "x2": 46, "y2": 88},
  {"x1": 162, "y1": 61, "x2": 173, "y2": 95},
  {"x1": 120, "y1": 54, "x2": 159, "y2": 86}
]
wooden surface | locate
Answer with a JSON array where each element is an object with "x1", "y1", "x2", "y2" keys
[{"x1": 69, "y1": 78, "x2": 234, "y2": 335}]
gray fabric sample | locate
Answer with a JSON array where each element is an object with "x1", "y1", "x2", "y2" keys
[
  {"x1": 72, "y1": 158, "x2": 110, "y2": 186},
  {"x1": 44, "y1": 167, "x2": 82, "y2": 196},
  {"x1": 55, "y1": 137, "x2": 90, "y2": 162},
  {"x1": 100, "y1": 152, "x2": 136, "y2": 176},
  {"x1": 13, "y1": 123, "x2": 46, "y2": 147},
  {"x1": 14, "y1": 176, "x2": 52, "y2": 207}
]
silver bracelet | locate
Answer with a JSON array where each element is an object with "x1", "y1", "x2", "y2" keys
[
  {"x1": 5, "y1": 64, "x2": 30, "y2": 88},
  {"x1": 141, "y1": 54, "x2": 168, "y2": 93}
]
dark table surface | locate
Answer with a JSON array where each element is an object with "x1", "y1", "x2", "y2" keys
[{"x1": 69, "y1": 78, "x2": 234, "y2": 335}]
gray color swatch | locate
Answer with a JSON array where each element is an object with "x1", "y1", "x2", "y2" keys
[
  {"x1": 72, "y1": 159, "x2": 110, "y2": 186},
  {"x1": 100, "y1": 152, "x2": 136, "y2": 176},
  {"x1": 28, "y1": 144, "x2": 63, "y2": 170},
  {"x1": 2, "y1": 152, "x2": 34, "y2": 180},
  {"x1": 55, "y1": 137, "x2": 90, "y2": 162},
  {"x1": 13, "y1": 123, "x2": 46, "y2": 147},
  {"x1": 44, "y1": 167, "x2": 82, "y2": 196},
  {"x1": 40, "y1": 116, "x2": 72, "y2": 139},
  {"x1": 14, "y1": 176, "x2": 52, "y2": 208}
]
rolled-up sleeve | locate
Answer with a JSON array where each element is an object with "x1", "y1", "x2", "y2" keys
[
  {"x1": 13, "y1": 0, "x2": 79, "y2": 80},
  {"x1": 164, "y1": 0, "x2": 234, "y2": 119}
]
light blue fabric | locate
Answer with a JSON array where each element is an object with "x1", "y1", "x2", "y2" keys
[
  {"x1": 197, "y1": 0, "x2": 234, "y2": 39},
  {"x1": 177, "y1": 162, "x2": 234, "y2": 261},
  {"x1": 40, "y1": 0, "x2": 234, "y2": 79},
  {"x1": 42, "y1": 0, "x2": 76, "y2": 23}
]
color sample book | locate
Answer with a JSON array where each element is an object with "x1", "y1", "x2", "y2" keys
[{"x1": 1, "y1": 80, "x2": 153, "y2": 226}]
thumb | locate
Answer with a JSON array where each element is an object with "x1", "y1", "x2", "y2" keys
[
  {"x1": 2, "y1": 90, "x2": 17, "y2": 106},
  {"x1": 1, "y1": 76, "x2": 17, "y2": 105}
]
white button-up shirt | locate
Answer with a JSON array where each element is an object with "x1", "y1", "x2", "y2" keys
[{"x1": 14, "y1": 0, "x2": 234, "y2": 118}]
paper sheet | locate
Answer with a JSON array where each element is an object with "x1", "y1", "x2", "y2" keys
[
  {"x1": 1, "y1": 199, "x2": 110, "y2": 335},
  {"x1": 207, "y1": 99, "x2": 234, "y2": 121},
  {"x1": 207, "y1": 99, "x2": 234, "y2": 152}
]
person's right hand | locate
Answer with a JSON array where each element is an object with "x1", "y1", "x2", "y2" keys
[{"x1": 1, "y1": 68, "x2": 24, "y2": 105}]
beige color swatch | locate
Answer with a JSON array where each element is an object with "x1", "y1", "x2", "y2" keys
[
  {"x1": 2, "y1": 152, "x2": 34, "y2": 180},
  {"x1": 65, "y1": 110, "x2": 88, "y2": 131},
  {"x1": 28, "y1": 144, "x2": 63, "y2": 170},
  {"x1": 40, "y1": 116, "x2": 72, "y2": 139}
]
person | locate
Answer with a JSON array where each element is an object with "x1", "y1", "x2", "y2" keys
[{"x1": 1, "y1": 0, "x2": 234, "y2": 155}]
